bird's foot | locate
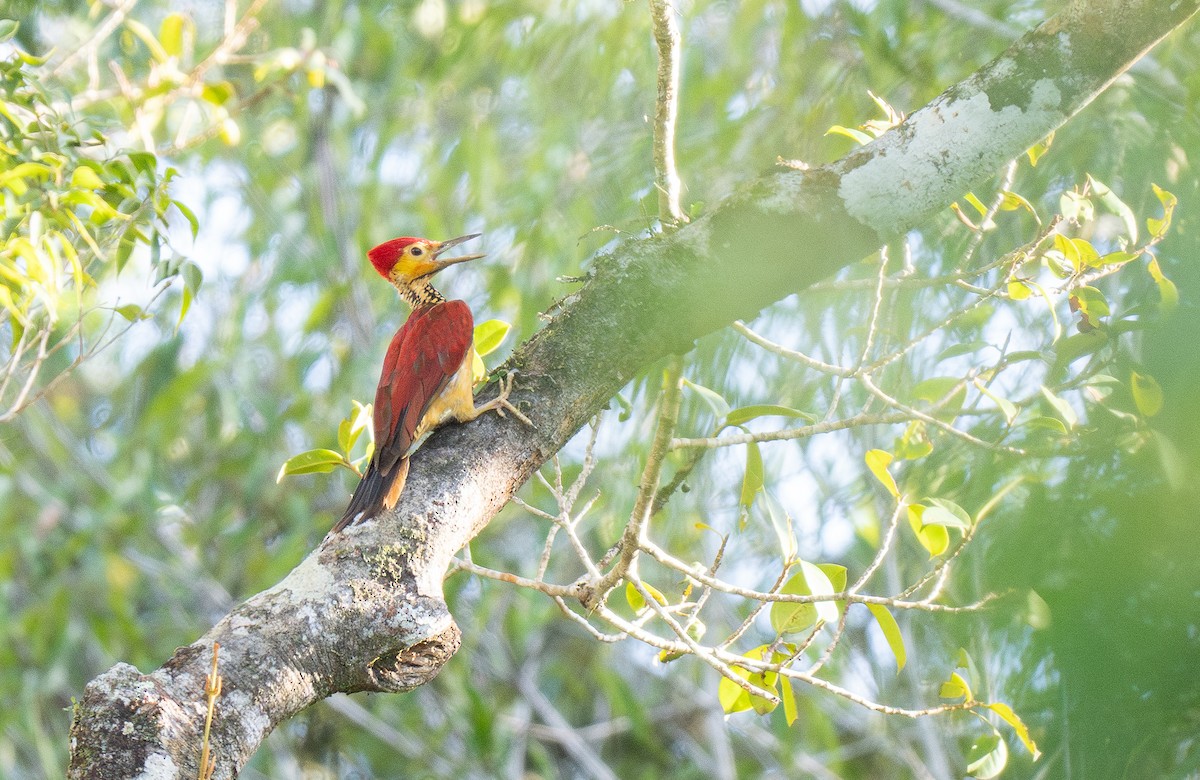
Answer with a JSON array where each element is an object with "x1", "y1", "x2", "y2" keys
[{"x1": 481, "y1": 373, "x2": 534, "y2": 428}]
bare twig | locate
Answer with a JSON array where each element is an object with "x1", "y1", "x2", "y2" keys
[{"x1": 648, "y1": 0, "x2": 688, "y2": 227}]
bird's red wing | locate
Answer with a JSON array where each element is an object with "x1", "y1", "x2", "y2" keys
[{"x1": 372, "y1": 300, "x2": 474, "y2": 477}]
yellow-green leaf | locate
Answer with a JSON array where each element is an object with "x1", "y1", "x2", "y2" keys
[
  {"x1": 159, "y1": 12, "x2": 193, "y2": 58},
  {"x1": 998, "y1": 190, "x2": 1038, "y2": 221},
  {"x1": 939, "y1": 671, "x2": 971, "y2": 701},
  {"x1": 122, "y1": 18, "x2": 170, "y2": 63},
  {"x1": 964, "y1": 192, "x2": 988, "y2": 218},
  {"x1": 867, "y1": 603, "x2": 906, "y2": 672},
  {"x1": 1146, "y1": 183, "x2": 1177, "y2": 240},
  {"x1": 625, "y1": 580, "x2": 667, "y2": 613},
  {"x1": 1040, "y1": 386, "x2": 1077, "y2": 428},
  {"x1": 1130, "y1": 371, "x2": 1164, "y2": 417},
  {"x1": 724, "y1": 404, "x2": 814, "y2": 427},
  {"x1": 974, "y1": 380, "x2": 1018, "y2": 425},
  {"x1": 682, "y1": 378, "x2": 731, "y2": 420},
  {"x1": 907, "y1": 504, "x2": 950, "y2": 557},
  {"x1": 967, "y1": 732, "x2": 1008, "y2": 779},
  {"x1": 1088, "y1": 175, "x2": 1138, "y2": 243},
  {"x1": 1147, "y1": 257, "x2": 1179, "y2": 312},
  {"x1": 70, "y1": 166, "x2": 105, "y2": 190},
  {"x1": 825, "y1": 125, "x2": 872, "y2": 145},
  {"x1": 718, "y1": 645, "x2": 776, "y2": 716},
  {"x1": 1007, "y1": 279, "x2": 1032, "y2": 300},
  {"x1": 770, "y1": 560, "x2": 838, "y2": 635},
  {"x1": 921, "y1": 498, "x2": 972, "y2": 530},
  {"x1": 779, "y1": 673, "x2": 798, "y2": 726},
  {"x1": 1026, "y1": 132, "x2": 1053, "y2": 166},
  {"x1": 472, "y1": 318, "x2": 511, "y2": 357},
  {"x1": 987, "y1": 702, "x2": 1041, "y2": 760},
  {"x1": 276, "y1": 448, "x2": 349, "y2": 481},
  {"x1": 718, "y1": 674, "x2": 751, "y2": 715},
  {"x1": 865, "y1": 449, "x2": 899, "y2": 498},
  {"x1": 740, "y1": 441, "x2": 764, "y2": 511}
]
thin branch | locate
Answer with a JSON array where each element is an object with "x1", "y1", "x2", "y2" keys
[
  {"x1": 670, "y1": 411, "x2": 910, "y2": 450},
  {"x1": 648, "y1": 0, "x2": 688, "y2": 227},
  {"x1": 50, "y1": 0, "x2": 140, "y2": 77},
  {"x1": 594, "y1": 357, "x2": 684, "y2": 597}
]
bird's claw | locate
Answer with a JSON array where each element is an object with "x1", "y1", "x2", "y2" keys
[{"x1": 492, "y1": 373, "x2": 534, "y2": 428}]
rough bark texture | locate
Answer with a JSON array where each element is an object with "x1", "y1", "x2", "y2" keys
[{"x1": 68, "y1": 1, "x2": 1198, "y2": 777}]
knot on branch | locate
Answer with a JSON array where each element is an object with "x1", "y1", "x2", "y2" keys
[{"x1": 366, "y1": 622, "x2": 462, "y2": 693}]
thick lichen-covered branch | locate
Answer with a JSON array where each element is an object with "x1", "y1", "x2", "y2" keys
[{"x1": 68, "y1": 1, "x2": 1199, "y2": 776}]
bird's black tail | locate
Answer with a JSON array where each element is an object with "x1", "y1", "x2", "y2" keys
[{"x1": 332, "y1": 458, "x2": 410, "y2": 533}]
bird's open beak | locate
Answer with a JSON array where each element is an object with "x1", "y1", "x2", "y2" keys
[{"x1": 428, "y1": 233, "x2": 485, "y2": 272}]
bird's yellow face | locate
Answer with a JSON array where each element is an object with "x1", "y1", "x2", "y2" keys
[
  {"x1": 387, "y1": 240, "x2": 442, "y2": 285},
  {"x1": 368, "y1": 234, "x2": 485, "y2": 286}
]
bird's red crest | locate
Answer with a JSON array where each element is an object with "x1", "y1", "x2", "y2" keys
[{"x1": 368, "y1": 237, "x2": 424, "y2": 277}]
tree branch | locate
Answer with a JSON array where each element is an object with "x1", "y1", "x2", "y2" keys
[{"x1": 68, "y1": 2, "x2": 1199, "y2": 776}]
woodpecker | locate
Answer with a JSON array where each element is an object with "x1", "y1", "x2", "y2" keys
[{"x1": 333, "y1": 233, "x2": 525, "y2": 532}]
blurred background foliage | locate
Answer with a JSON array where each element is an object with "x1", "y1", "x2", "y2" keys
[{"x1": 1, "y1": 0, "x2": 1198, "y2": 778}]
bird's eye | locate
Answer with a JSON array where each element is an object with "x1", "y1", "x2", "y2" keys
[{"x1": 411, "y1": 247, "x2": 424, "y2": 256}]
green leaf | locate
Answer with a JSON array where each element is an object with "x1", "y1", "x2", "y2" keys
[
  {"x1": 912, "y1": 376, "x2": 966, "y2": 414},
  {"x1": 865, "y1": 449, "x2": 899, "y2": 498},
  {"x1": 175, "y1": 285, "x2": 193, "y2": 334},
  {"x1": 682, "y1": 378, "x2": 730, "y2": 420},
  {"x1": 724, "y1": 404, "x2": 814, "y2": 427},
  {"x1": 964, "y1": 192, "x2": 988, "y2": 218},
  {"x1": 1146, "y1": 183, "x2": 1177, "y2": 240},
  {"x1": 717, "y1": 673, "x2": 751, "y2": 715},
  {"x1": 123, "y1": 18, "x2": 170, "y2": 63},
  {"x1": 159, "y1": 13, "x2": 193, "y2": 58},
  {"x1": 975, "y1": 381, "x2": 1018, "y2": 425},
  {"x1": 201, "y1": 81, "x2": 236, "y2": 106},
  {"x1": 0, "y1": 19, "x2": 18, "y2": 42},
  {"x1": 276, "y1": 449, "x2": 348, "y2": 481},
  {"x1": 921, "y1": 498, "x2": 972, "y2": 530},
  {"x1": 718, "y1": 645, "x2": 776, "y2": 716},
  {"x1": 1054, "y1": 234, "x2": 1101, "y2": 271},
  {"x1": 1039, "y1": 386, "x2": 1077, "y2": 428},
  {"x1": 825, "y1": 125, "x2": 872, "y2": 145},
  {"x1": 894, "y1": 420, "x2": 933, "y2": 460},
  {"x1": 1130, "y1": 371, "x2": 1164, "y2": 417},
  {"x1": 472, "y1": 319, "x2": 511, "y2": 356},
  {"x1": 1027, "y1": 589, "x2": 1052, "y2": 630},
  {"x1": 987, "y1": 702, "x2": 1041, "y2": 760},
  {"x1": 998, "y1": 190, "x2": 1038, "y2": 220},
  {"x1": 1026, "y1": 132, "x2": 1053, "y2": 166},
  {"x1": 70, "y1": 166, "x2": 105, "y2": 190},
  {"x1": 939, "y1": 671, "x2": 972, "y2": 701},
  {"x1": 866, "y1": 603, "x2": 906, "y2": 672},
  {"x1": 171, "y1": 199, "x2": 199, "y2": 239},
  {"x1": 770, "y1": 560, "x2": 838, "y2": 635},
  {"x1": 1147, "y1": 257, "x2": 1179, "y2": 312},
  {"x1": 1088, "y1": 175, "x2": 1138, "y2": 243},
  {"x1": 1059, "y1": 190, "x2": 1094, "y2": 225},
  {"x1": 1025, "y1": 416, "x2": 1068, "y2": 435},
  {"x1": 1071, "y1": 285, "x2": 1109, "y2": 318},
  {"x1": 1050, "y1": 330, "x2": 1108, "y2": 378},
  {"x1": 906, "y1": 504, "x2": 950, "y2": 557},
  {"x1": 739, "y1": 441, "x2": 764, "y2": 512},
  {"x1": 1099, "y1": 250, "x2": 1142, "y2": 266},
  {"x1": 936, "y1": 340, "x2": 988, "y2": 361},
  {"x1": 816, "y1": 563, "x2": 847, "y2": 594},
  {"x1": 114, "y1": 304, "x2": 146, "y2": 322},
  {"x1": 625, "y1": 580, "x2": 668, "y2": 613},
  {"x1": 337, "y1": 401, "x2": 372, "y2": 454},
  {"x1": 779, "y1": 674, "x2": 799, "y2": 726},
  {"x1": 761, "y1": 491, "x2": 797, "y2": 565},
  {"x1": 1075, "y1": 238, "x2": 1103, "y2": 268},
  {"x1": 967, "y1": 732, "x2": 1008, "y2": 779}
]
